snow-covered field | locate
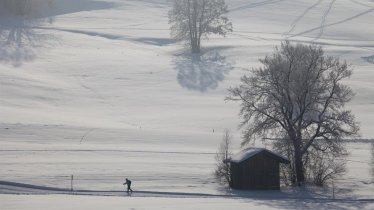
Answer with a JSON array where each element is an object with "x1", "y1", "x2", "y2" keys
[
  {"x1": 2, "y1": 194, "x2": 374, "y2": 210},
  {"x1": 1, "y1": 0, "x2": 374, "y2": 209}
]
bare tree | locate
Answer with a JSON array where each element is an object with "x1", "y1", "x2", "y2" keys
[
  {"x1": 214, "y1": 129, "x2": 232, "y2": 185},
  {"x1": 168, "y1": 0, "x2": 232, "y2": 53},
  {"x1": 227, "y1": 42, "x2": 359, "y2": 185}
]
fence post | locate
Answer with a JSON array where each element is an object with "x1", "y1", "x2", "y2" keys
[
  {"x1": 71, "y1": 175, "x2": 74, "y2": 192},
  {"x1": 332, "y1": 179, "x2": 335, "y2": 200}
]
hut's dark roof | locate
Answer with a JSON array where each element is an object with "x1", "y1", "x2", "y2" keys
[{"x1": 230, "y1": 148, "x2": 290, "y2": 164}]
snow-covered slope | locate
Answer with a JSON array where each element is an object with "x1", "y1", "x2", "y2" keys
[
  {"x1": 1, "y1": 0, "x2": 374, "y2": 209},
  {"x1": 1, "y1": 0, "x2": 373, "y2": 135}
]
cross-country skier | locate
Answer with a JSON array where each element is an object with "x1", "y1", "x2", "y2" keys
[{"x1": 123, "y1": 178, "x2": 133, "y2": 193}]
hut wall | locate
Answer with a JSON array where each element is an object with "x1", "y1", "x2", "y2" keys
[
  {"x1": 230, "y1": 162, "x2": 241, "y2": 189},
  {"x1": 231, "y1": 153, "x2": 281, "y2": 190}
]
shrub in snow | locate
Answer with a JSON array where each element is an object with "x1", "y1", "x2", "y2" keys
[
  {"x1": 275, "y1": 139, "x2": 347, "y2": 186},
  {"x1": 214, "y1": 129, "x2": 232, "y2": 185}
]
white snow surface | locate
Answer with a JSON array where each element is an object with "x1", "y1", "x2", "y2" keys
[
  {"x1": 1, "y1": 0, "x2": 374, "y2": 209},
  {"x1": 1, "y1": 194, "x2": 374, "y2": 210}
]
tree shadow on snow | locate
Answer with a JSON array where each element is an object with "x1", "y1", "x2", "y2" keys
[
  {"x1": 253, "y1": 194, "x2": 371, "y2": 210},
  {"x1": 43, "y1": 0, "x2": 118, "y2": 18},
  {"x1": 0, "y1": 0, "x2": 118, "y2": 67},
  {"x1": 362, "y1": 55, "x2": 374, "y2": 64},
  {"x1": 133, "y1": 37, "x2": 176, "y2": 46},
  {"x1": 0, "y1": 18, "x2": 57, "y2": 67},
  {"x1": 218, "y1": 185, "x2": 371, "y2": 210},
  {"x1": 173, "y1": 51, "x2": 233, "y2": 92}
]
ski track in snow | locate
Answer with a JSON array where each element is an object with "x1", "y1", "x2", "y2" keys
[
  {"x1": 229, "y1": 0, "x2": 285, "y2": 12},
  {"x1": 288, "y1": 7, "x2": 374, "y2": 39},
  {"x1": 35, "y1": 27, "x2": 124, "y2": 40},
  {"x1": 350, "y1": 0, "x2": 374, "y2": 8},
  {"x1": 79, "y1": 128, "x2": 97, "y2": 144},
  {"x1": 231, "y1": 32, "x2": 374, "y2": 50},
  {"x1": 284, "y1": 0, "x2": 324, "y2": 37},
  {"x1": 313, "y1": 0, "x2": 336, "y2": 41},
  {"x1": 1, "y1": 180, "x2": 374, "y2": 202},
  {"x1": 0, "y1": 149, "x2": 216, "y2": 155},
  {"x1": 35, "y1": 26, "x2": 175, "y2": 49}
]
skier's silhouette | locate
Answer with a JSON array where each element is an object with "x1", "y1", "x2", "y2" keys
[{"x1": 123, "y1": 178, "x2": 133, "y2": 193}]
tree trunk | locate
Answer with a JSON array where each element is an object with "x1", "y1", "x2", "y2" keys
[
  {"x1": 190, "y1": 0, "x2": 200, "y2": 53},
  {"x1": 294, "y1": 144, "x2": 305, "y2": 184},
  {"x1": 191, "y1": 39, "x2": 200, "y2": 53}
]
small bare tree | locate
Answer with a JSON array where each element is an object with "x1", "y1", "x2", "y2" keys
[
  {"x1": 168, "y1": 0, "x2": 232, "y2": 53},
  {"x1": 371, "y1": 143, "x2": 374, "y2": 182},
  {"x1": 306, "y1": 147, "x2": 347, "y2": 186},
  {"x1": 214, "y1": 129, "x2": 233, "y2": 185},
  {"x1": 227, "y1": 42, "x2": 359, "y2": 185}
]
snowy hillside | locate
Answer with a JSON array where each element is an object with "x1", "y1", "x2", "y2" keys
[{"x1": 1, "y1": 0, "x2": 374, "y2": 209}]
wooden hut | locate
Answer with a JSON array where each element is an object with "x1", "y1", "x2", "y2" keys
[{"x1": 229, "y1": 148, "x2": 290, "y2": 190}]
